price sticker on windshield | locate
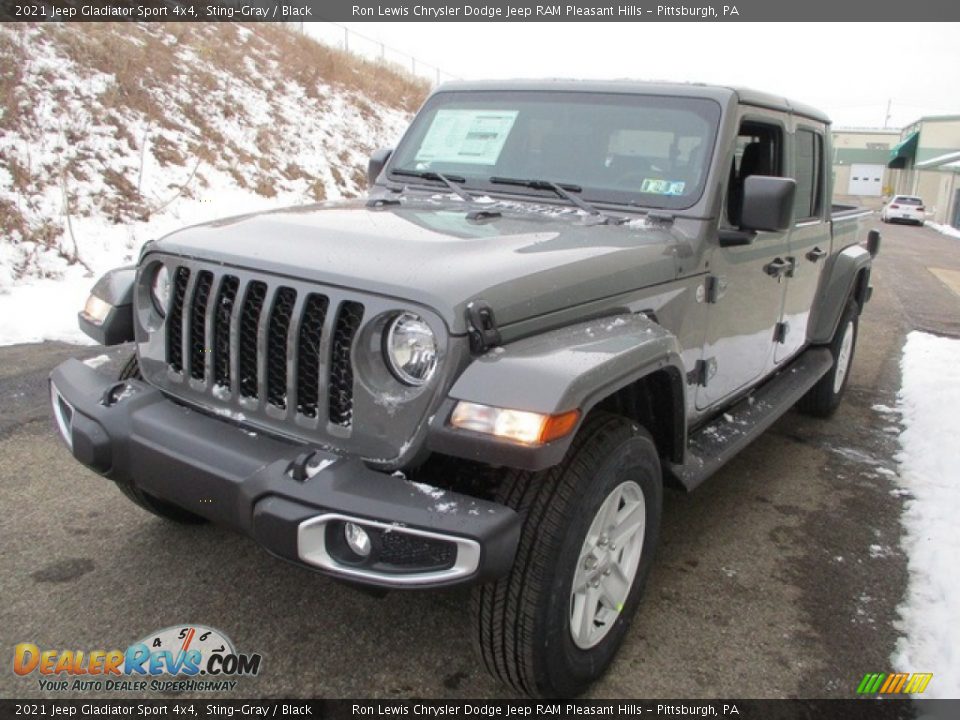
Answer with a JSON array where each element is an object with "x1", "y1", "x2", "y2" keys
[
  {"x1": 641, "y1": 178, "x2": 686, "y2": 195},
  {"x1": 415, "y1": 109, "x2": 518, "y2": 166}
]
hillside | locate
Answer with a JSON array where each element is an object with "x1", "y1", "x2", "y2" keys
[{"x1": 0, "y1": 22, "x2": 427, "y2": 343}]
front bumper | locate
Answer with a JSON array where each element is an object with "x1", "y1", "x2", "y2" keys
[{"x1": 49, "y1": 359, "x2": 521, "y2": 589}]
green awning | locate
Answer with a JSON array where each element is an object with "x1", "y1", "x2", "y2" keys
[{"x1": 888, "y1": 132, "x2": 919, "y2": 168}]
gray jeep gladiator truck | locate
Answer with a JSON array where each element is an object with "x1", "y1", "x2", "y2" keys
[{"x1": 51, "y1": 80, "x2": 879, "y2": 697}]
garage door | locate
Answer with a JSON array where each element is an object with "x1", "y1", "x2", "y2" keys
[{"x1": 848, "y1": 164, "x2": 884, "y2": 196}]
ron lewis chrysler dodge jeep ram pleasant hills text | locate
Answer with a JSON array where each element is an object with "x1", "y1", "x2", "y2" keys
[{"x1": 51, "y1": 80, "x2": 880, "y2": 697}]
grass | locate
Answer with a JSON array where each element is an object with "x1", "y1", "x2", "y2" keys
[{"x1": 0, "y1": 22, "x2": 429, "y2": 280}]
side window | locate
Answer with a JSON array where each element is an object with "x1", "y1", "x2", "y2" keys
[
  {"x1": 727, "y1": 121, "x2": 784, "y2": 226},
  {"x1": 794, "y1": 129, "x2": 823, "y2": 220}
]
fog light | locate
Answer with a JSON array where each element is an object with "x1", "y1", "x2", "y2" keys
[{"x1": 344, "y1": 522, "x2": 371, "y2": 558}]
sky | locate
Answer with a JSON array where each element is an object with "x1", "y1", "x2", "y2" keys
[{"x1": 306, "y1": 22, "x2": 960, "y2": 129}]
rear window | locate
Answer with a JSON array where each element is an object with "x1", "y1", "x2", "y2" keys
[{"x1": 894, "y1": 196, "x2": 923, "y2": 205}]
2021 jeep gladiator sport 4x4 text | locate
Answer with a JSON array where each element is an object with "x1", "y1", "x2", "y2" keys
[{"x1": 51, "y1": 80, "x2": 879, "y2": 697}]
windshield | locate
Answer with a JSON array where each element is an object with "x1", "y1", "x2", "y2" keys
[
  {"x1": 387, "y1": 90, "x2": 722, "y2": 211},
  {"x1": 893, "y1": 196, "x2": 922, "y2": 205}
]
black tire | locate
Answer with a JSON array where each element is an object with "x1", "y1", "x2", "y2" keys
[
  {"x1": 114, "y1": 354, "x2": 206, "y2": 524},
  {"x1": 796, "y1": 299, "x2": 859, "y2": 418},
  {"x1": 471, "y1": 411, "x2": 663, "y2": 697}
]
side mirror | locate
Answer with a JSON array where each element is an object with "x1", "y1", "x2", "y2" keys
[
  {"x1": 367, "y1": 148, "x2": 393, "y2": 188},
  {"x1": 740, "y1": 176, "x2": 796, "y2": 232},
  {"x1": 867, "y1": 229, "x2": 881, "y2": 257}
]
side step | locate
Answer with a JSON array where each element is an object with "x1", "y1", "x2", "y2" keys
[{"x1": 667, "y1": 348, "x2": 833, "y2": 491}]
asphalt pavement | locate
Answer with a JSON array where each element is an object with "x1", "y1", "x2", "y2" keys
[{"x1": 1, "y1": 220, "x2": 958, "y2": 699}]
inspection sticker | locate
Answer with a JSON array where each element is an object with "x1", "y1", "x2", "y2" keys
[
  {"x1": 641, "y1": 178, "x2": 686, "y2": 195},
  {"x1": 415, "y1": 109, "x2": 518, "y2": 165}
]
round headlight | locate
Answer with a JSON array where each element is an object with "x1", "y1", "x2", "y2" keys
[
  {"x1": 151, "y1": 265, "x2": 171, "y2": 316},
  {"x1": 385, "y1": 312, "x2": 438, "y2": 386}
]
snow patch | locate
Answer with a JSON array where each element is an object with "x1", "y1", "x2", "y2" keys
[
  {"x1": 409, "y1": 481, "x2": 445, "y2": 500},
  {"x1": 82, "y1": 354, "x2": 110, "y2": 369},
  {"x1": 890, "y1": 331, "x2": 960, "y2": 697},
  {"x1": 924, "y1": 221, "x2": 960, "y2": 240}
]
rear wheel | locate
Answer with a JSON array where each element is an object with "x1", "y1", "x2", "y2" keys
[
  {"x1": 114, "y1": 354, "x2": 206, "y2": 524},
  {"x1": 471, "y1": 412, "x2": 663, "y2": 697},
  {"x1": 797, "y1": 299, "x2": 859, "y2": 418}
]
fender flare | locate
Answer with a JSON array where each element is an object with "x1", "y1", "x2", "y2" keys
[
  {"x1": 78, "y1": 266, "x2": 136, "y2": 346},
  {"x1": 426, "y1": 313, "x2": 687, "y2": 471},
  {"x1": 808, "y1": 244, "x2": 872, "y2": 345}
]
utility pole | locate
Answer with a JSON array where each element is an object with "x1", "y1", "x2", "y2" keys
[{"x1": 884, "y1": 99, "x2": 892, "y2": 129}]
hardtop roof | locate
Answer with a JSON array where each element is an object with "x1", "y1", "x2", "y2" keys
[{"x1": 433, "y1": 79, "x2": 831, "y2": 124}]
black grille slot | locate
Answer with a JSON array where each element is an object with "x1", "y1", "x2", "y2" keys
[
  {"x1": 166, "y1": 267, "x2": 190, "y2": 373},
  {"x1": 188, "y1": 271, "x2": 214, "y2": 381},
  {"x1": 266, "y1": 287, "x2": 297, "y2": 408},
  {"x1": 296, "y1": 294, "x2": 329, "y2": 418},
  {"x1": 328, "y1": 301, "x2": 364, "y2": 427},
  {"x1": 212, "y1": 275, "x2": 239, "y2": 390},
  {"x1": 238, "y1": 281, "x2": 267, "y2": 399}
]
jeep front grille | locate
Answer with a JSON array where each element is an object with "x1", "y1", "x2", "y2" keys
[{"x1": 163, "y1": 266, "x2": 364, "y2": 428}]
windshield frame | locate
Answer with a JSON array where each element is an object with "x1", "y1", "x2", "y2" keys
[{"x1": 384, "y1": 89, "x2": 723, "y2": 212}]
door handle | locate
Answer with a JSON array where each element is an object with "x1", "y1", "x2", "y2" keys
[
  {"x1": 806, "y1": 246, "x2": 827, "y2": 262},
  {"x1": 764, "y1": 257, "x2": 792, "y2": 278}
]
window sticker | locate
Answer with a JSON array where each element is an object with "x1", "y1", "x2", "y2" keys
[
  {"x1": 415, "y1": 109, "x2": 519, "y2": 166},
  {"x1": 640, "y1": 178, "x2": 687, "y2": 196}
]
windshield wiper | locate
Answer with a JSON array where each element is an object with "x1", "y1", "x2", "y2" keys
[
  {"x1": 489, "y1": 176, "x2": 624, "y2": 224},
  {"x1": 390, "y1": 168, "x2": 473, "y2": 203}
]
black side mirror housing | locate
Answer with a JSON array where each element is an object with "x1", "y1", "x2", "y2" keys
[
  {"x1": 867, "y1": 229, "x2": 882, "y2": 257},
  {"x1": 367, "y1": 148, "x2": 393, "y2": 188},
  {"x1": 740, "y1": 176, "x2": 796, "y2": 232}
]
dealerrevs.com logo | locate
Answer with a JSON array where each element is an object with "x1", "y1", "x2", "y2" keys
[{"x1": 13, "y1": 624, "x2": 262, "y2": 693}]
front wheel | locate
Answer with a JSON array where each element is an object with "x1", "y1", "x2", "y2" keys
[
  {"x1": 471, "y1": 412, "x2": 663, "y2": 697},
  {"x1": 796, "y1": 299, "x2": 859, "y2": 418}
]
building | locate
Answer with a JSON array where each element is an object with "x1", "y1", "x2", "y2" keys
[
  {"x1": 831, "y1": 128, "x2": 901, "y2": 198},
  {"x1": 889, "y1": 115, "x2": 960, "y2": 228}
]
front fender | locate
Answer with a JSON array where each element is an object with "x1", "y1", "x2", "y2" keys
[
  {"x1": 427, "y1": 313, "x2": 686, "y2": 471},
  {"x1": 808, "y1": 244, "x2": 872, "y2": 344}
]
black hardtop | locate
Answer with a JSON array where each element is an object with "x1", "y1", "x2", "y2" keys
[{"x1": 433, "y1": 79, "x2": 831, "y2": 124}]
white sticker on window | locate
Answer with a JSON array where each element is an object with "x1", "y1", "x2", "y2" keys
[
  {"x1": 415, "y1": 109, "x2": 518, "y2": 166},
  {"x1": 641, "y1": 178, "x2": 687, "y2": 196}
]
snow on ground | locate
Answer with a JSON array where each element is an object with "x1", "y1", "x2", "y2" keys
[
  {"x1": 890, "y1": 331, "x2": 960, "y2": 698},
  {"x1": 924, "y1": 221, "x2": 960, "y2": 240},
  {"x1": 0, "y1": 188, "x2": 291, "y2": 345},
  {"x1": 0, "y1": 24, "x2": 415, "y2": 346}
]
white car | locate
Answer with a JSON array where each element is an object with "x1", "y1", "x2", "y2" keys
[{"x1": 881, "y1": 195, "x2": 926, "y2": 225}]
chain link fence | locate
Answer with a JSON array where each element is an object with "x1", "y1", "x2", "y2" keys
[{"x1": 291, "y1": 22, "x2": 459, "y2": 87}]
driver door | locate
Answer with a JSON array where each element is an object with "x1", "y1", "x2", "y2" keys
[{"x1": 696, "y1": 113, "x2": 792, "y2": 410}]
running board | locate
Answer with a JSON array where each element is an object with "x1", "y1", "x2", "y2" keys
[{"x1": 667, "y1": 348, "x2": 833, "y2": 491}]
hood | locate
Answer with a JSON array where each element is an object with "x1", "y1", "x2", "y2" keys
[{"x1": 150, "y1": 197, "x2": 689, "y2": 334}]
